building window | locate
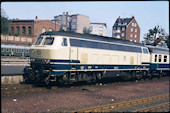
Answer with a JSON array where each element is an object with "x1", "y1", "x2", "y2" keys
[
  {"x1": 28, "y1": 26, "x2": 32, "y2": 35},
  {"x1": 135, "y1": 34, "x2": 137, "y2": 38},
  {"x1": 49, "y1": 28, "x2": 53, "y2": 31},
  {"x1": 131, "y1": 28, "x2": 133, "y2": 32},
  {"x1": 42, "y1": 27, "x2": 46, "y2": 33},
  {"x1": 22, "y1": 26, "x2": 26, "y2": 35},
  {"x1": 16, "y1": 26, "x2": 20, "y2": 34},
  {"x1": 135, "y1": 23, "x2": 137, "y2": 27},
  {"x1": 135, "y1": 29, "x2": 137, "y2": 32},
  {"x1": 159, "y1": 55, "x2": 162, "y2": 62},
  {"x1": 122, "y1": 33, "x2": 124, "y2": 37},
  {"x1": 134, "y1": 40, "x2": 136, "y2": 42},
  {"x1": 117, "y1": 27, "x2": 120, "y2": 30},
  {"x1": 11, "y1": 26, "x2": 14, "y2": 34},
  {"x1": 122, "y1": 27, "x2": 125, "y2": 31},
  {"x1": 132, "y1": 23, "x2": 134, "y2": 26},
  {"x1": 155, "y1": 55, "x2": 157, "y2": 62},
  {"x1": 130, "y1": 34, "x2": 133, "y2": 37},
  {"x1": 130, "y1": 39, "x2": 132, "y2": 42},
  {"x1": 164, "y1": 55, "x2": 167, "y2": 62}
]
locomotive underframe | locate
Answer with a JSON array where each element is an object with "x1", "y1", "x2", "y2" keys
[{"x1": 23, "y1": 61, "x2": 155, "y2": 86}]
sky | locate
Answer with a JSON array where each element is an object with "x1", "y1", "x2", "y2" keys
[{"x1": 1, "y1": 1, "x2": 169, "y2": 42}]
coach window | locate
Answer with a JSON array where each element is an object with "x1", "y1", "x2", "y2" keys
[
  {"x1": 164, "y1": 55, "x2": 167, "y2": 62},
  {"x1": 155, "y1": 55, "x2": 157, "y2": 62},
  {"x1": 1, "y1": 48, "x2": 4, "y2": 52},
  {"x1": 25, "y1": 49, "x2": 29, "y2": 53},
  {"x1": 43, "y1": 37, "x2": 54, "y2": 45},
  {"x1": 21, "y1": 49, "x2": 24, "y2": 53},
  {"x1": 6, "y1": 48, "x2": 9, "y2": 52},
  {"x1": 16, "y1": 49, "x2": 19, "y2": 53},
  {"x1": 62, "y1": 38, "x2": 67, "y2": 46},
  {"x1": 158, "y1": 55, "x2": 162, "y2": 62}
]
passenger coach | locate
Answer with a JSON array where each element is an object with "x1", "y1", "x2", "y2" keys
[{"x1": 25, "y1": 31, "x2": 151, "y2": 85}]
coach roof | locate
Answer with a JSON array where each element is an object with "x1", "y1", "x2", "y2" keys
[{"x1": 40, "y1": 31, "x2": 145, "y2": 47}]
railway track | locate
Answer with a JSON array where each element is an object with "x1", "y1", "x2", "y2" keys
[
  {"x1": 72, "y1": 93, "x2": 170, "y2": 112},
  {"x1": 1, "y1": 76, "x2": 169, "y2": 94},
  {"x1": 135, "y1": 102, "x2": 170, "y2": 112}
]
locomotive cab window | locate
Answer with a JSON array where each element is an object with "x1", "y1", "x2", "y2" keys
[
  {"x1": 61, "y1": 38, "x2": 67, "y2": 46},
  {"x1": 43, "y1": 37, "x2": 54, "y2": 45},
  {"x1": 6, "y1": 48, "x2": 10, "y2": 52},
  {"x1": 33, "y1": 37, "x2": 43, "y2": 45},
  {"x1": 143, "y1": 48, "x2": 149, "y2": 54}
]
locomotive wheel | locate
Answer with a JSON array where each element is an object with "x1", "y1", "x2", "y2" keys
[{"x1": 142, "y1": 71, "x2": 147, "y2": 80}]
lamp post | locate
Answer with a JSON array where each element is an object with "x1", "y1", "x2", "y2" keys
[{"x1": 51, "y1": 19, "x2": 58, "y2": 31}]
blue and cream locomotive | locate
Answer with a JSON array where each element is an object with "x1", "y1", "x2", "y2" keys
[{"x1": 23, "y1": 31, "x2": 169, "y2": 86}]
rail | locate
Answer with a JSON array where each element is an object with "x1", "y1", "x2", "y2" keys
[{"x1": 72, "y1": 93, "x2": 169, "y2": 112}]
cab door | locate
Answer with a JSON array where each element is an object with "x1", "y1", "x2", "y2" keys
[{"x1": 69, "y1": 47, "x2": 78, "y2": 62}]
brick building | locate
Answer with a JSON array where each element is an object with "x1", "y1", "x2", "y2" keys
[
  {"x1": 3, "y1": 18, "x2": 60, "y2": 46},
  {"x1": 112, "y1": 16, "x2": 140, "y2": 43}
]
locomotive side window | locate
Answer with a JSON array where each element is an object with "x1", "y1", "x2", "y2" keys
[
  {"x1": 1, "y1": 48, "x2": 4, "y2": 52},
  {"x1": 43, "y1": 37, "x2": 54, "y2": 45},
  {"x1": 62, "y1": 38, "x2": 67, "y2": 46},
  {"x1": 164, "y1": 55, "x2": 167, "y2": 62},
  {"x1": 70, "y1": 38, "x2": 142, "y2": 53},
  {"x1": 33, "y1": 37, "x2": 43, "y2": 45},
  {"x1": 158, "y1": 55, "x2": 162, "y2": 62},
  {"x1": 92, "y1": 42, "x2": 98, "y2": 48},
  {"x1": 81, "y1": 40, "x2": 87, "y2": 48},
  {"x1": 16, "y1": 49, "x2": 19, "y2": 53},
  {"x1": 143, "y1": 48, "x2": 148, "y2": 54},
  {"x1": 155, "y1": 55, "x2": 157, "y2": 62},
  {"x1": 70, "y1": 39, "x2": 80, "y2": 47}
]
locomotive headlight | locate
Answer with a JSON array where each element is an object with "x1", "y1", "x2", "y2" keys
[
  {"x1": 43, "y1": 59, "x2": 50, "y2": 64},
  {"x1": 31, "y1": 58, "x2": 35, "y2": 62}
]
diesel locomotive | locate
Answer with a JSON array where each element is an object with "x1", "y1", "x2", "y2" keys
[{"x1": 23, "y1": 31, "x2": 169, "y2": 86}]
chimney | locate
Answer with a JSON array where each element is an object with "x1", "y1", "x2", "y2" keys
[
  {"x1": 118, "y1": 16, "x2": 120, "y2": 23},
  {"x1": 35, "y1": 16, "x2": 38, "y2": 19},
  {"x1": 132, "y1": 16, "x2": 134, "y2": 19}
]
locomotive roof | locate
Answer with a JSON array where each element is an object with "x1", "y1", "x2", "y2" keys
[
  {"x1": 40, "y1": 31, "x2": 145, "y2": 47},
  {"x1": 1, "y1": 45, "x2": 30, "y2": 49},
  {"x1": 145, "y1": 45, "x2": 169, "y2": 54}
]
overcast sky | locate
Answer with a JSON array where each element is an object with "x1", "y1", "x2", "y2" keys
[{"x1": 1, "y1": 1, "x2": 169, "y2": 41}]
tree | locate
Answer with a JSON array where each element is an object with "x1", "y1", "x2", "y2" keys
[
  {"x1": 1, "y1": 8, "x2": 10, "y2": 34},
  {"x1": 142, "y1": 25, "x2": 169, "y2": 48},
  {"x1": 83, "y1": 27, "x2": 91, "y2": 34}
]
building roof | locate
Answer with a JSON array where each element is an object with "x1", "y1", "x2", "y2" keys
[
  {"x1": 90, "y1": 23, "x2": 107, "y2": 28},
  {"x1": 113, "y1": 17, "x2": 134, "y2": 27},
  {"x1": 10, "y1": 20, "x2": 34, "y2": 22},
  {"x1": 40, "y1": 31, "x2": 145, "y2": 47}
]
